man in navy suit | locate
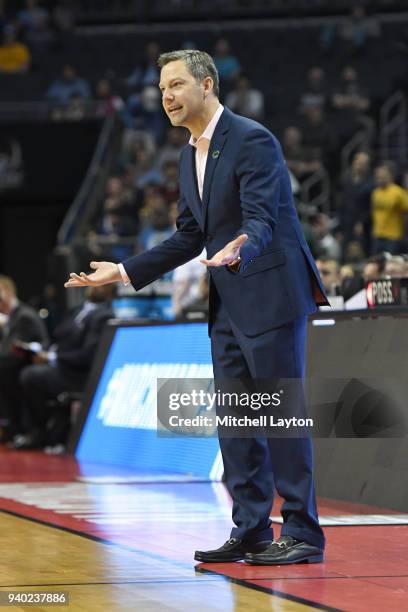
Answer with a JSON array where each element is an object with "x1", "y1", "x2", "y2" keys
[{"x1": 66, "y1": 50, "x2": 329, "y2": 565}]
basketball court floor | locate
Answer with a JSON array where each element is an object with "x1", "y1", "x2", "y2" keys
[{"x1": 0, "y1": 447, "x2": 406, "y2": 611}]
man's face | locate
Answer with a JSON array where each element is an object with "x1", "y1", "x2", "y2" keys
[
  {"x1": 316, "y1": 260, "x2": 339, "y2": 290},
  {"x1": 352, "y1": 152, "x2": 370, "y2": 174},
  {"x1": 375, "y1": 166, "x2": 392, "y2": 188},
  {"x1": 159, "y1": 60, "x2": 206, "y2": 128},
  {"x1": 363, "y1": 262, "x2": 380, "y2": 282}
]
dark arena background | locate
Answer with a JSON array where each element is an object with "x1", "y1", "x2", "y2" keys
[{"x1": 1, "y1": 1, "x2": 408, "y2": 610}]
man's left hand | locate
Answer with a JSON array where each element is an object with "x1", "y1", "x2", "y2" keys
[{"x1": 201, "y1": 234, "x2": 248, "y2": 269}]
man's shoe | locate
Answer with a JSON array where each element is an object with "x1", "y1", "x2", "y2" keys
[
  {"x1": 244, "y1": 535, "x2": 324, "y2": 565},
  {"x1": 194, "y1": 537, "x2": 272, "y2": 563}
]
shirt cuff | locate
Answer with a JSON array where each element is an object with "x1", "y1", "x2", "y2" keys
[{"x1": 118, "y1": 263, "x2": 131, "y2": 286}]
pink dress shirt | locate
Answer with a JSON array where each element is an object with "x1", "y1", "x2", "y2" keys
[{"x1": 118, "y1": 104, "x2": 224, "y2": 286}]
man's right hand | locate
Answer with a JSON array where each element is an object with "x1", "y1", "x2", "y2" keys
[{"x1": 64, "y1": 261, "x2": 122, "y2": 288}]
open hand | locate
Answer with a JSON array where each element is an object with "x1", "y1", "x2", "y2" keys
[
  {"x1": 201, "y1": 234, "x2": 248, "y2": 268},
  {"x1": 64, "y1": 261, "x2": 121, "y2": 288}
]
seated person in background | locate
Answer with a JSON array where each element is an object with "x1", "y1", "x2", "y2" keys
[
  {"x1": 371, "y1": 163, "x2": 408, "y2": 255},
  {"x1": 339, "y1": 5, "x2": 381, "y2": 54},
  {"x1": 343, "y1": 240, "x2": 365, "y2": 264},
  {"x1": 225, "y1": 74, "x2": 265, "y2": 121},
  {"x1": 362, "y1": 253, "x2": 387, "y2": 282},
  {"x1": 384, "y1": 256, "x2": 406, "y2": 278},
  {"x1": 155, "y1": 127, "x2": 189, "y2": 169},
  {"x1": 138, "y1": 191, "x2": 173, "y2": 251},
  {"x1": 17, "y1": 0, "x2": 49, "y2": 35},
  {"x1": 124, "y1": 85, "x2": 164, "y2": 144},
  {"x1": 311, "y1": 213, "x2": 341, "y2": 261},
  {"x1": 172, "y1": 249, "x2": 207, "y2": 319},
  {"x1": 298, "y1": 66, "x2": 327, "y2": 113},
  {"x1": 181, "y1": 274, "x2": 210, "y2": 320},
  {"x1": 13, "y1": 285, "x2": 115, "y2": 449},
  {"x1": 300, "y1": 106, "x2": 337, "y2": 172},
  {"x1": 332, "y1": 66, "x2": 370, "y2": 114},
  {"x1": 213, "y1": 38, "x2": 241, "y2": 83},
  {"x1": 94, "y1": 79, "x2": 124, "y2": 117},
  {"x1": 158, "y1": 159, "x2": 180, "y2": 204},
  {"x1": 0, "y1": 26, "x2": 30, "y2": 74},
  {"x1": 340, "y1": 151, "x2": 374, "y2": 258},
  {"x1": 0, "y1": 275, "x2": 48, "y2": 440},
  {"x1": 282, "y1": 126, "x2": 323, "y2": 181},
  {"x1": 46, "y1": 64, "x2": 91, "y2": 104},
  {"x1": 339, "y1": 264, "x2": 365, "y2": 301},
  {"x1": 316, "y1": 257, "x2": 341, "y2": 297},
  {"x1": 125, "y1": 40, "x2": 160, "y2": 89}
]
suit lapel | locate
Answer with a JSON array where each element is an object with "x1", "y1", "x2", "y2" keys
[
  {"x1": 202, "y1": 108, "x2": 232, "y2": 225},
  {"x1": 185, "y1": 144, "x2": 204, "y2": 228}
]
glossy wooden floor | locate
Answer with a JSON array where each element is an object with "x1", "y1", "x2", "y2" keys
[{"x1": 0, "y1": 448, "x2": 407, "y2": 611}]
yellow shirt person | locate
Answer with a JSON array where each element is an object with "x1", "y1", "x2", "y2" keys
[
  {"x1": 0, "y1": 31, "x2": 30, "y2": 74},
  {"x1": 371, "y1": 166, "x2": 408, "y2": 244}
]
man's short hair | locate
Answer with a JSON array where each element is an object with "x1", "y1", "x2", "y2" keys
[
  {"x1": 0, "y1": 275, "x2": 17, "y2": 296},
  {"x1": 158, "y1": 49, "x2": 220, "y2": 98}
]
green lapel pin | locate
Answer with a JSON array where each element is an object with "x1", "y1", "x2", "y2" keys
[{"x1": 212, "y1": 150, "x2": 220, "y2": 159}]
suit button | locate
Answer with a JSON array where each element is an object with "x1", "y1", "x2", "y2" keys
[{"x1": 207, "y1": 234, "x2": 213, "y2": 242}]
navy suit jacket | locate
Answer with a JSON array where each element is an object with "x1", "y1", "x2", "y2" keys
[{"x1": 123, "y1": 107, "x2": 329, "y2": 336}]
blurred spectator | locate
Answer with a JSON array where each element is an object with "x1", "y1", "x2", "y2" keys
[
  {"x1": 119, "y1": 130, "x2": 157, "y2": 174},
  {"x1": 158, "y1": 160, "x2": 180, "y2": 204},
  {"x1": 299, "y1": 66, "x2": 327, "y2": 113},
  {"x1": 316, "y1": 257, "x2": 341, "y2": 296},
  {"x1": 0, "y1": 276, "x2": 48, "y2": 356},
  {"x1": 339, "y1": 5, "x2": 381, "y2": 53},
  {"x1": 282, "y1": 126, "x2": 323, "y2": 181},
  {"x1": 384, "y1": 255, "x2": 406, "y2": 278},
  {"x1": 139, "y1": 191, "x2": 172, "y2": 251},
  {"x1": 124, "y1": 85, "x2": 164, "y2": 143},
  {"x1": 0, "y1": 275, "x2": 48, "y2": 441},
  {"x1": 340, "y1": 151, "x2": 374, "y2": 256},
  {"x1": 14, "y1": 285, "x2": 115, "y2": 449},
  {"x1": 362, "y1": 253, "x2": 387, "y2": 282},
  {"x1": 312, "y1": 213, "x2": 341, "y2": 260},
  {"x1": 0, "y1": 26, "x2": 30, "y2": 73},
  {"x1": 343, "y1": 240, "x2": 365, "y2": 264},
  {"x1": 126, "y1": 41, "x2": 160, "y2": 89},
  {"x1": 23, "y1": 9, "x2": 55, "y2": 56},
  {"x1": 17, "y1": 0, "x2": 49, "y2": 36},
  {"x1": 52, "y1": 0, "x2": 75, "y2": 33},
  {"x1": 102, "y1": 175, "x2": 135, "y2": 220},
  {"x1": 51, "y1": 94, "x2": 87, "y2": 121},
  {"x1": 46, "y1": 65, "x2": 91, "y2": 103},
  {"x1": 225, "y1": 74, "x2": 264, "y2": 120},
  {"x1": 182, "y1": 273, "x2": 210, "y2": 319},
  {"x1": 332, "y1": 66, "x2": 370, "y2": 114},
  {"x1": 320, "y1": 5, "x2": 380, "y2": 55},
  {"x1": 339, "y1": 264, "x2": 364, "y2": 300},
  {"x1": 127, "y1": 148, "x2": 162, "y2": 192},
  {"x1": 88, "y1": 175, "x2": 137, "y2": 261},
  {"x1": 213, "y1": 38, "x2": 241, "y2": 83},
  {"x1": 94, "y1": 78, "x2": 125, "y2": 117},
  {"x1": 172, "y1": 250, "x2": 207, "y2": 319},
  {"x1": 371, "y1": 163, "x2": 408, "y2": 254},
  {"x1": 155, "y1": 127, "x2": 188, "y2": 169},
  {"x1": 301, "y1": 106, "x2": 337, "y2": 165}
]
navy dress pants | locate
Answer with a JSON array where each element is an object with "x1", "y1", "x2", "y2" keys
[{"x1": 210, "y1": 288, "x2": 325, "y2": 550}]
